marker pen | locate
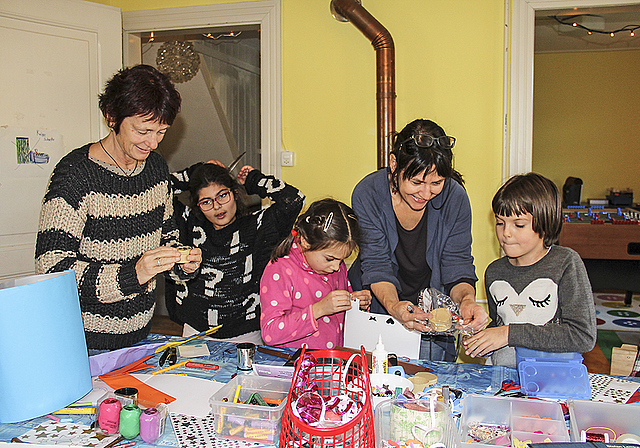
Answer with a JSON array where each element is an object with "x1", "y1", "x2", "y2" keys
[{"x1": 185, "y1": 361, "x2": 219, "y2": 370}]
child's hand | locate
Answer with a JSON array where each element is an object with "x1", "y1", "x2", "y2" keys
[
  {"x1": 351, "y1": 290, "x2": 372, "y2": 310},
  {"x1": 312, "y1": 290, "x2": 353, "y2": 319},
  {"x1": 236, "y1": 165, "x2": 254, "y2": 185},
  {"x1": 463, "y1": 326, "x2": 509, "y2": 358}
]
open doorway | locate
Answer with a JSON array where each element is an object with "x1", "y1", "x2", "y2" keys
[
  {"x1": 532, "y1": 5, "x2": 640, "y2": 202},
  {"x1": 507, "y1": 0, "x2": 640, "y2": 178},
  {"x1": 122, "y1": 0, "x2": 282, "y2": 177},
  {"x1": 135, "y1": 27, "x2": 261, "y2": 173}
]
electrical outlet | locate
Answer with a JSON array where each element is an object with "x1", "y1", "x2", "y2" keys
[{"x1": 281, "y1": 150, "x2": 294, "y2": 167}]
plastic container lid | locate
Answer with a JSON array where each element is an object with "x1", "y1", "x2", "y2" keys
[{"x1": 515, "y1": 347, "x2": 591, "y2": 400}]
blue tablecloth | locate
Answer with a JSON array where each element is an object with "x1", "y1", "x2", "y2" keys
[{"x1": 0, "y1": 333, "x2": 635, "y2": 448}]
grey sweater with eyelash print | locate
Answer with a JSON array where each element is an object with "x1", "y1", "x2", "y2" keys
[{"x1": 484, "y1": 245, "x2": 596, "y2": 367}]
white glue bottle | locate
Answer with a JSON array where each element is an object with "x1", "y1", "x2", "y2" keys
[{"x1": 372, "y1": 334, "x2": 388, "y2": 374}]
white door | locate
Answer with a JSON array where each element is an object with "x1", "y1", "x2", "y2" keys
[{"x1": 0, "y1": 0, "x2": 122, "y2": 282}]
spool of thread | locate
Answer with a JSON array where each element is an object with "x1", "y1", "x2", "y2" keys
[
  {"x1": 97, "y1": 398, "x2": 121, "y2": 434},
  {"x1": 177, "y1": 246, "x2": 192, "y2": 264},
  {"x1": 140, "y1": 407, "x2": 162, "y2": 443},
  {"x1": 114, "y1": 387, "x2": 138, "y2": 406},
  {"x1": 119, "y1": 404, "x2": 142, "y2": 439}
]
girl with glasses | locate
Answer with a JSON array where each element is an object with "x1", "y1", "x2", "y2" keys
[
  {"x1": 349, "y1": 119, "x2": 489, "y2": 361},
  {"x1": 165, "y1": 161, "x2": 305, "y2": 343}
]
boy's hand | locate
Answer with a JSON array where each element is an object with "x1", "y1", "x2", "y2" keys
[
  {"x1": 463, "y1": 326, "x2": 509, "y2": 358},
  {"x1": 312, "y1": 290, "x2": 352, "y2": 319},
  {"x1": 459, "y1": 299, "x2": 490, "y2": 332}
]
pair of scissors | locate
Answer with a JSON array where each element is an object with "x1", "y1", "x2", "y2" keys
[
  {"x1": 228, "y1": 151, "x2": 247, "y2": 172},
  {"x1": 494, "y1": 379, "x2": 520, "y2": 395}
]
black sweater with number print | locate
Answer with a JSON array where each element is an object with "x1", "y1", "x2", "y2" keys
[{"x1": 166, "y1": 166, "x2": 305, "y2": 338}]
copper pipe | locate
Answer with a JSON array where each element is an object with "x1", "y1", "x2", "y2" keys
[{"x1": 331, "y1": 0, "x2": 396, "y2": 168}]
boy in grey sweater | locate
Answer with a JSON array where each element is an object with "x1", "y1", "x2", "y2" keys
[{"x1": 463, "y1": 173, "x2": 596, "y2": 367}]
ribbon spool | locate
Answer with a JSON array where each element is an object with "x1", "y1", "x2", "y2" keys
[
  {"x1": 119, "y1": 404, "x2": 142, "y2": 439},
  {"x1": 98, "y1": 398, "x2": 121, "y2": 435},
  {"x1": 140, "y1": 407, "x2": 162, "y2": 443}
]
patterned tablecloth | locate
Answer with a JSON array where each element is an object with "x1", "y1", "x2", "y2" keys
[{"x1": 1, "y1": 333, "x2": 636, "y2": 448}]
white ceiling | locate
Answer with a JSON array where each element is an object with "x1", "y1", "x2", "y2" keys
[{"x1": 535, "y1": 5, "x2": 640, "y2": 53}]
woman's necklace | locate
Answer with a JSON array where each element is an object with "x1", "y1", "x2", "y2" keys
[{"x1": 99, "y1": 138, "x2": 138, "y2": 177}]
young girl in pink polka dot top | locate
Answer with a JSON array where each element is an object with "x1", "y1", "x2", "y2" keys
[{"x1": 260, "y1": 199, "x2": 372, "y2": 349}]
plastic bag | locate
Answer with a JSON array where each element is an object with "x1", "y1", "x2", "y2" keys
[{"x1": 417, "y1": 288, "x2": 473, "y2": 335}]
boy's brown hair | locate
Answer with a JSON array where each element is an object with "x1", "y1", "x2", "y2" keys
[{"x1": 492, "y1": 172, "x2": 563, "y2": 247}]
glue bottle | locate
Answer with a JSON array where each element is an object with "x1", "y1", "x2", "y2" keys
[{"x1": 372, "y1": 334, "x2": 388, "y2": 374}]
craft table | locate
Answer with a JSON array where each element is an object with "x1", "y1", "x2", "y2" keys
[{"x1": 0, "y1": 334, "x2": 637, "y2": 448}]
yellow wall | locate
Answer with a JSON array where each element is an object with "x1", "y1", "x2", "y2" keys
[
  {"x1": 91, "y1": 0, "x2": 506, "y2": 299},
  {"x1": 533, "y1": 49, "x2": 640, "y2": 201}
]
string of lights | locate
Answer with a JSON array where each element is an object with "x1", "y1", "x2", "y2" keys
[
  {"x1": 552, "y1": 14, "x2": 639, "y2": 37},
  {"x1": 203, "y1": 31, "x2": 242, "y2": 40}
]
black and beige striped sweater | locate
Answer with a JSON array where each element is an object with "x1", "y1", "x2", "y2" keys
[{"x1": 35, "y1": 144, "x2": 190, "y2": 350}]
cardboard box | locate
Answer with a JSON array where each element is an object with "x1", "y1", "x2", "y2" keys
[{"x1": 610, "y1": 344, "x2": 639, "y2": 376}]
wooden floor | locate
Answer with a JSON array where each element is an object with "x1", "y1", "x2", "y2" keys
[{"x1": 150, "y1": 314, "x2": 612, "y2": 374}]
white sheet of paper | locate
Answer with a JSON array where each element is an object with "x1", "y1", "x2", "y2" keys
[
  {"x1": 344, "y1": 304, "x2": 421, "y2": 359},
  {"x1": 132, "y1": 374, "x2": 223, "y2": 417}
]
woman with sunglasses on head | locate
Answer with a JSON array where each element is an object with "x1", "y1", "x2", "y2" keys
[
  {"x1": 165, "y1": 161, "x2": 305, "y2": 343},
  {"x1": 349, "y1": 119, "x2": 488, "y2": 361}
]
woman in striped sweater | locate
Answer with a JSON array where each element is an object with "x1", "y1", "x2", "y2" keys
[{"x1": 35, "y1": 65, "x2": 201, "y2": 351}]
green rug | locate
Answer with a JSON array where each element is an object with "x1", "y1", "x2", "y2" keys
[{"x1": 597, "y1": 330, "x2": 624, "y2": 362}]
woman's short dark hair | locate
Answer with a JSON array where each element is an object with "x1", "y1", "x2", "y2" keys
[
  {"x1": 492, "y1": 172, "x2": 563, "y2": 247},
  {"x1": 271, "y1": 198, "x2": 361, "y2": 261},
  {"x1": 188, "y1": 163, "x2": 247, "y2": 220},
  {"x1": 99, "y1": 64, "x2": 181, "y2": 133},
  {"x1": 390, "y1": 119, "x2": 463, "y2": 191}
]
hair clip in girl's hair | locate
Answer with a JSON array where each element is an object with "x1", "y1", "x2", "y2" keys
[
  {"x1": 291, "y1": 229, "x2": 298, "y2": 237},
  {"x1": 323, "y1": 212, "x2": 334, "y2": 232}
]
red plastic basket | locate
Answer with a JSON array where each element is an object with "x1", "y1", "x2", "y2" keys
[{"x1": 279, "y1": 346, "x2": 375, "y2": 448}]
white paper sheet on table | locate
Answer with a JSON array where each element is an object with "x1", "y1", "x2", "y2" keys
[{"x1": 132, "y1": 373, "x2": 224, "y2": 417}]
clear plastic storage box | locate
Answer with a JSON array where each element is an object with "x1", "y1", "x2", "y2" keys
[
  {"x1": 568, "y1": 399, "x2": 640, "y2": 443},
  {"x1": 208, "y1": 375, "x2": 290, "y2": 445},
  {"x1": 374, "y1": 398, "x2": 459, "y2": 448},
  {"x1": 459, "y1": 394, "x2": 569, "y2": 448},
  {"x1": 515, "y1": 347, "x2": 591, "y2": 400}
]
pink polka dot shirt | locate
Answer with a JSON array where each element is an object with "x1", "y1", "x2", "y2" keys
[{"x1": 259, "y1": 243, "x2": 351, "y2": 350}]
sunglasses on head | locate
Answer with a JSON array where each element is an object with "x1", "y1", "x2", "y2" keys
[{"x1": 399, "y1": 133, "x2": 456, "y2": 150}]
